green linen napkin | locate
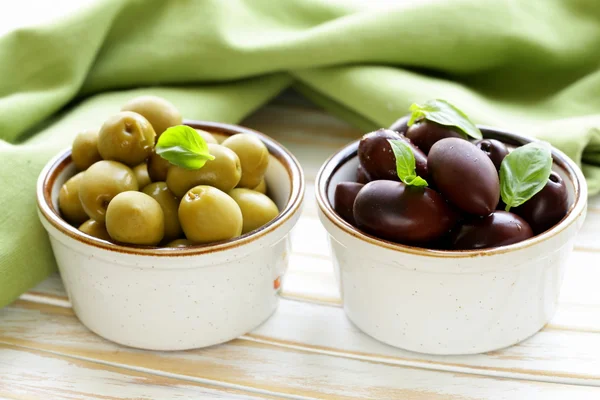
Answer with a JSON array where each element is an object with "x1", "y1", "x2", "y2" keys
[{"x1": 2, "y1": 0, "x2": 600, "y2": 307}]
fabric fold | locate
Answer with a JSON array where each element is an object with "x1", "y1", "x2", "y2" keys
[{"x1": 2, "y1": 0, "x2": 600, "y2": 306}]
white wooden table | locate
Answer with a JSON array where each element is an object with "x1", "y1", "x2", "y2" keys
[{"x1": 2, "y1": 96, "x2": 600, "y2": 399}]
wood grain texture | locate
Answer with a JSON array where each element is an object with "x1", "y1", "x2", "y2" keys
[
  {"x1": 0, "y1": 344, "x2": 279, "y2": 400},
  {"x1": 2, "y1": 301, "x2": 600, "y2": 400}
]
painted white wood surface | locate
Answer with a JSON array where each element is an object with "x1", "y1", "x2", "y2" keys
[
  {"x1": 3, "y1": 301, "x2": 600, "y2": 400},
  {"x1": 4, "y1": 99, "x2": 600, "y2": 398},
  {"x1": 0, "y1": 344, "x2": 279, "y2": 400}
]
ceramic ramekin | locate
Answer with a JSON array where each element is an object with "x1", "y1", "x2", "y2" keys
[
  {"x1": 37, "y1": 121, "x2": 304, "y2": 351},
  {"x1": 316, "y1": 122, "x2": 587, "y2": 355}
]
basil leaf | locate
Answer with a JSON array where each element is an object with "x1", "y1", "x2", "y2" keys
[
  {"x1": 156, "y1": 125, "x2": 215, "y2": 170},
  {"x1": 408, "y1": 99, "x2": 482, "y2": 140},
  {"x1": 499, "y1": 142, "x2": 552, "y2": 211},
  {"x1": 388, "y1": 139, "x2": 428, "y2": 187},
  {"x1": 405, "y1": 175, "x2": 428, "y2": 187}
]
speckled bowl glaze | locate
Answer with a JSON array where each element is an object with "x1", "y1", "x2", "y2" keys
[
  {"x1": 37, "y1": 121, "x2": 304, "y2": 351},
  {"x1": 316, "y1": 122, "x2": 587, "y2": 355}
]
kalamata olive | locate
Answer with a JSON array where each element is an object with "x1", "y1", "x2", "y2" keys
[
  {"x1": 356, "y1": 164, "x2": 372, "y2": 184},
  {"x1": 429, "y1": 138, "x2": 500, "y2": 216},
  {"x1": 405, "y1": 120, "x2": 464, "y2": 154},
  {"x1": 474, "y1": 139, "x2": 509, "y2": 171},
  {"x1": 513, "y1": 171, "x2": 569, "y2": 234},
  {"x1": 334, "y1": 182, "x2": 364, "y2": 225},
  {"x1": 353, "y1": 180, "x2": 457, "y2": 244},
  {"x1": 389, "y1": 118, "x2": 408, "y2": 134},
  {"x1": 451, "y1": 211, "x2": 533, "y2": 249},
  {"x1": 358, "y1": 129, "x2": 428, "y2": 181},
  {"x1": 497, "y1": 197, "x2": 507, "y2": 211}
]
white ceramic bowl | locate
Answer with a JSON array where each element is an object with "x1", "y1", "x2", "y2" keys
[
  {"x1": 316, "y1": 123, "x2": 587, "y2": 355},
  {"x1": 37, "y1": 121, "x2": 304, "y2": 351}
]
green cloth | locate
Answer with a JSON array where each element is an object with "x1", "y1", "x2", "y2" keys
[{"x1": 2, "y1": 0, "x2": 600, "y2": 307}]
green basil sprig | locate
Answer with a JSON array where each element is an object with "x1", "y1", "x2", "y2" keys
[
  {"x1": 155, "y1": 125, "x2": 215, "y2": 170},
  {"x1": 388, "y1": 139, "x2": 428, "y2": 187},
  {"x1": 408, "y1": 99, "x2": 482, "y2": 140},
  {"x1": 500, "y1": 142, "x2": 552, "y2": 211}
]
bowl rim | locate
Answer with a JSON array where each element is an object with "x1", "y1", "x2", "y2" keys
[
  {"x1": 316, "y1": 122, "x2": 587, "y2": 258},
  {"x1": 37, "y1": 120, "x2": 305, "y2": 257}
]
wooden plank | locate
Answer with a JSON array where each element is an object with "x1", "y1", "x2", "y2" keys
[
  {"x1": 282, "y1": 254, "x2": 341, "y2": 305},
  {"x1": 249, "y1": 298, "x2": 600, "y2": 386},
  {"x1": 587, "y1": 195, "x2": 600, "y2": 211},
  {"x1": 2, "y1": 301, "x2": 599, "y2": 400},
  {"x1": 573, "y1": 213, "x2": 600, "y2": 252},
  {"x1": 0, "y1": 343, "x2": 279, "y2": 400}
]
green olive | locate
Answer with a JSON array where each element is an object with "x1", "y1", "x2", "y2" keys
[
  {"x1": 147, "y1": 150, "x2": 171, "y2": 182},
  {"x1": 142, "y1": 182, "x2": 182, "y2": 241},
  {"x1": 79, "y1": 161, "x2": 139, "y2": 222},
  {"x1": 98, "y1": 111, "x2": 156, "y2": 166},
  {"x1": 229, "y1": 188, "x2": 279, "y2": 234},
  {"x1": 166, "y1": 144, "x2": 241, "y2": 197},
  {"x1": 179, "y1": 186, "x2": 242, "y2": 244},
  {"x1": 79, "y1": 219, "x2": 112, "y2": 241},
  {"x1": 71, "y1": 128, "x2": 102, "y2": 170},
  {"x1": 211, "y1": 133, "x2": 228, "y2": 144},
  {"x1": 106, "y1": 191, "x2": 164, "y2": 245},
  {"x1": 166, "y1": 239, "x2": 194, "y2": 248},
  {"x1": 133, "y1": 163, "x2": 152, "y2": 189},
  {"x1": 58, "y1": 172, "x2": 89, "y2": 225},
  {"x1": 121, "y1": 96, "x2": 182, "y2": 137},
  {"x1": 196, "y1": 129, "x2": 218, "y2": 144},
  {"x1": 222, "y1": 133, "x2": 269, "y2": 188},
  {"x1": 253, "y1": 177, "x2": 267, "y2": 194}
]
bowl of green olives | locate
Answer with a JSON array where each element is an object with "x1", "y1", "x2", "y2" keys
[
  {"x1": 36, "y1": 96, "x2": 304, "y2": 351},
  {"x1": 316, "y1": 100, "x2": 587, "y2": 355}
]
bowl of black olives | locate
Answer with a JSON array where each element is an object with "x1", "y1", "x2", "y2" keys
[
  {"x1": 37, "y1": 96, "x2": 304, "y2": 351},
  {"x1": 316, "y1": 99, "x2": 587, "y2": 355}
]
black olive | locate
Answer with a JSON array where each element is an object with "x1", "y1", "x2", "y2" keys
[
  {"x1": 513, "y1": 171, "x2": 569, "y2": 234},
  {"x1": 353, "y1": 180, "x2": 457, "y2": 245}
]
